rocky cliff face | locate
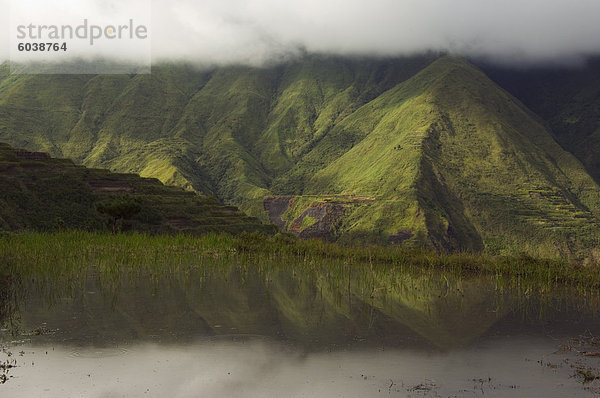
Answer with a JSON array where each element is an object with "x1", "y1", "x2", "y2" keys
[
  {"x1": 263, "y1": 196, "x2": 295, "y2": 230},
  {"x1": 265, "y1": 195, "x2": 382, "y2": 242}
]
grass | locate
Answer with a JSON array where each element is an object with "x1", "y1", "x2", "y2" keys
[
  {"x1": 300, "y1": 215, "x2": 318, "y2": 230},
  {"x1": 1, "y1": 231, "x2": 600, "y2": 290}
]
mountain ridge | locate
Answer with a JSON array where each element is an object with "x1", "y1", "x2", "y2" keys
[{"x1": 1, "y1": 55, "x2": 599, "y2": 257}]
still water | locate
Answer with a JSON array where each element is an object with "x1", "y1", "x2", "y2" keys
[{"x1": 1, "y1": 262, "x2": 599, "y2": 397}]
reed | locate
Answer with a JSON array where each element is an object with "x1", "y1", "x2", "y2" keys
[{"x1": 1, "y1": 231, "x2": 599, "y2": 290}]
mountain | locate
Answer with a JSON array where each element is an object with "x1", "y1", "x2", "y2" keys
[
  {"x1": 0, "y1": 55, "x2": 599, "y2": 257},
  {"x1": 0, "y1": 142, "x2": 274, "y2": 235},
  {"x1": 481, "y1": 58, "x2": 600, "y2": 185}
]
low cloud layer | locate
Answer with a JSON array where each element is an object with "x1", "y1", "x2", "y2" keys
[{"x1": 2, "y1": 0, "x2": 600, "y2": 67}]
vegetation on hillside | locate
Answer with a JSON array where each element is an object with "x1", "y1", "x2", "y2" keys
[
  {"x1": 482, "y1": 57, "x2": 600, "y2": 185},
  {"x1": 0, "y1": 142, "x2": 275, "y2": 235},
  {"x1": 1, "y1": 55, "x2": 599, "y2": 258}
]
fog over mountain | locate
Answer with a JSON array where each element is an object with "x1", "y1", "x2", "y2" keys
[{"x1": 1, "y1": 0, "x2": 600, "y2": 66}]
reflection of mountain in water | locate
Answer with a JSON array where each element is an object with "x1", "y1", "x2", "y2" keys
[
  {"x1": 361, "y1": 272, "x2": 510, "y2": 349},
  {"x1": 0, "y1": 273, "x2": 19, "y2": 328},
  {"x1": 5, "y1": 265, "x2": 594, "y2": 350}
]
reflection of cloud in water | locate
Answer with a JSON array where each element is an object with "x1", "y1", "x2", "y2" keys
[{"x1": 1, "y1": 337, "x2": 594, "y2": 397}]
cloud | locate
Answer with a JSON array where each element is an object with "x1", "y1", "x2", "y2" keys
[{"x1": 2, "y1": 0, "x2": 600, "y2": 66}]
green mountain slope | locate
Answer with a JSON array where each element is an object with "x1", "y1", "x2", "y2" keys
[
  {"x1": 407, "y1": 58, "x2": 600, "y2": 255},
  {"x1": 0, "y1": 142, "x2": 274, "y2": 235},
  {"x1": 482, "y1": 58, "x2": 600, "y2": 184},
  {"x1": 0, "y1": 56, "x2": 436, "y2": 211},
  {"x1": 0, "y1": 55, "x2": 599, "y2": 256},
  {"x1": 272, "y1": 57, "x2": 600, "y2": 256}
]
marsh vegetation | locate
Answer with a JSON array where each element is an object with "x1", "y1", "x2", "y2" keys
[{"x1": 1, "y1": 231, "x2": 600, "y2": 396}]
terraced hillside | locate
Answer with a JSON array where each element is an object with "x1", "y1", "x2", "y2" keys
[
  {"x1": 0, "y1": 142, "x2": 274, "y2": 235},
  {"x1": 0, "y1": 55, "x2": 599, "y2": 257}
]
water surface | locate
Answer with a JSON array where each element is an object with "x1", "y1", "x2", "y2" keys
[{"x1": 1, "y1": 262, "x2": 599, "y2": 397}]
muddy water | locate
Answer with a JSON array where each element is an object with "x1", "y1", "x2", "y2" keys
[{"x1": 1, "y1": 264, "x2": 599, "y2": 397}]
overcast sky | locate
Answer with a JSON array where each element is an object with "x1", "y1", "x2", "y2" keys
[{"x1": 2, "y1": 0, "x2": 600, "y2": 67}]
